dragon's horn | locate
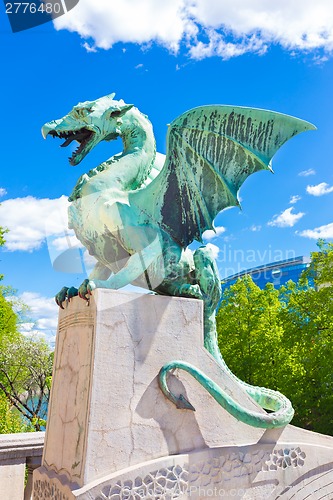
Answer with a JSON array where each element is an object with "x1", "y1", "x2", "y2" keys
[
  {"x1": 119, "y1": 104, "x2": 134, "y2": 113},
  {"x1": 110, "y1": 104, "x2": 134, "y2": 118}
]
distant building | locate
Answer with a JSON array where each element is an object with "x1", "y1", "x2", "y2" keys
[{"x1": 221, "y1": 256, "x2": 311, "y2": 292}]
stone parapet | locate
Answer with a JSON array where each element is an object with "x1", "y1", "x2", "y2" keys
[{"x1": 0, "y1": 431, "x2": 44, "y2": 500}]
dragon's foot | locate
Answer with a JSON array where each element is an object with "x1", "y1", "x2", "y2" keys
[
  {"x1": 156, "y1": 281, "x2": 203, "y2": 301},
  {"x1": 193, "y1": 247, "x2": 222, "y2": 311},
  {"x1": 78, "y1": 279, "x2": 96, "y2": 301},
  {"x1": 178, "y1": 283, "x2": 203, "y2": 300},
  {"x1": 55, "y1": 286, "x2": 78, "y2": 309},
  {"x1": 55, "y1": 280, "x2": 97, "y2": 308}
]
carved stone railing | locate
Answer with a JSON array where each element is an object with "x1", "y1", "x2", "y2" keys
[{"x1": 0, "y1": 432, "x2": 44, "y2": 500}]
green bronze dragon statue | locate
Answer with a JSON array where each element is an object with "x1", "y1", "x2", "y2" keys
[{"x1": 42, "y1": 93, "x2": 315, "y2": 428}]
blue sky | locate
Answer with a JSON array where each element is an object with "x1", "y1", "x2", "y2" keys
[{"x1": 1, "y1": 1, "x2": 333, "y2": 343}]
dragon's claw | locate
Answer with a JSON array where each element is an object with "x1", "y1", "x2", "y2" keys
[
  {"x1": 55, "y1": 280, "x2": 96, "y2": 308},
  {"x1": 67, "y1": 286, "x2": 79, "y2": 301},
  {"x1": 179, "y1": 284, "x2": 203, "y2": 300},
  {"x1": 78, "y1": 279, "x2": 95, "y2": 301},
  {"x1": 55, "y1": 286, "x2": 75, "y2": 309}
]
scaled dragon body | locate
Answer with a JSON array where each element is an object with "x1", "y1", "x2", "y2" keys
[{"x1": 43, "y1": 93, "x2": 315, "y2": 428}]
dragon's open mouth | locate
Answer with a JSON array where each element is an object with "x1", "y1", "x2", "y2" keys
[{"x1": 49, "y1": 127, "x2": 95, "y2": 165}]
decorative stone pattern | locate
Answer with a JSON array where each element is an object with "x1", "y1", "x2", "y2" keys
[
  {"x1": 97, "y1": 465, "x2": 189, "y2": 500},
  {"x1": 96, "y1": 450, "x2": 274, "y2": 499},
  {"x1": 263, "y1": 447, "x2": 306, "y2": 471},
  {"x1": 34, "y1": 443, "x2": 333, "y2": 499},
  {"x1": 276, "y1": 461, "x2": 333, "y2": 499},
  {"x1": 189, "y1": 449, "x2": 270, "y2": 487},
  {"x1": 92, "y1": 448, "x2": 308, "y2": 499},
  {"x1": 33, "y1": 479, "x2": 71, "y2": 500},
  {"x1": 58, "y1": 311, "x2": 94, "y2": 332}
]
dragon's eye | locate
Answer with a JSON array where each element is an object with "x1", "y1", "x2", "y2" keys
[
  {"x1": 110, "y1": 110, "x2": 121, "y2": 118},
  {"x1": 73, "y1": 107, "x2": 93, "y2": 118}
]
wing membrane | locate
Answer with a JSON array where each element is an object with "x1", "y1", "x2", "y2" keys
[{"x1": 131, "y1": 105, "x2": 315, "y2": 247}]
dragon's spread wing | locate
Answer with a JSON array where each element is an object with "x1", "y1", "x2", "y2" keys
[{"x1": 130, "y1": 106, "x2": 315, "y2": 247}]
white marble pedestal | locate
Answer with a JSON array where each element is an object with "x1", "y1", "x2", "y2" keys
[{"x1": 33, "y1": 290, "x2": 333, "y2": 499}]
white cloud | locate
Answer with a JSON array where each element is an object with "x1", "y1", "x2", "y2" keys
[
  {"x1": 223, "y1": 234, "x2": 235, "y2": 243},
  {"x1": 0, "y1": 195, "x2": 69, "y2": 251},
  {"x1": 306, "y1": 182, "x2": 333, "y2": 196},
  {"x1": 268, "y1": 207, "x2": 305, "y2": 228},
  {"x1": 0, "y1": 188, "x2": 7, "y2": 198},
  {"x1": 202, "y1": 225, "x2": 226, "y2": 241},
  {"x1": 189, "y1": 32, "x2": 267, "y2": 60},
  {"x1": 18, "y1": 292, "x2": 59, "y2": 346},
  {"x1": 54, "y1": 0, "x2": 190, "y2": 53},
  {"x1": 206, "y1": 242, "x2": 220, "y2": 259},
  {"x1": 250, "y1": 225, "x2": 262, "y2": 232},
  {"x1": 290, "y1": 195, "x2": 301, "y2": 204},
  {"x1": 298, "y1": 222, "x2": 333, "y2": 239},
  {"x1": 299, "y1": 168, "x2": 316, "y2": 177},
  {"x1": 82, "y1": 42, "x2": 97, "y2": 53},
  {"x1": 84, "y1": 251, "x2": 98, "y2": 269},
  {"x1": 54, "y1": 0, "x2": 333, "y2": 59},
  {"x1": 51, "y1": 234, "x2": 82, "y2": 252}
]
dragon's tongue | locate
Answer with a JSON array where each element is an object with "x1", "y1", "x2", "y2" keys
[
  {"x1": 60, "y1": 136, "x2": 76, "y2": 148},
  {"x1": 60, "y1": 130, "x2": 91, "y2": 148}
]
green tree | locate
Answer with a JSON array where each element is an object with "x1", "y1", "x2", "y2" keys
[
  {"x1": 0, "y1": 337, "x2": 53, "y2": 431},
  {"x1": 304, "y1": 239, "x2": 333, "y2": 287},
  {"x1": 217, "y1": 244, "x2": 333, "y2": 436},
  {"x1": 0, "y1": 224, "x2": 8, "y2": 281},
  {"x1": 278, "y1": 244, "x2": 333, "y2": 434},
  {"x1": 0, "y1": 225, "x2": 29, "y2": 433},
  {"x1": 0, "y1": 394, "x2": 32, "y2": 434},
  {"x1": 0, "y1": 225, "x2": 7, "y2": 249},
  {"x1": 0, "y1": 226, "x2": 53, "y2": 432},
  {"x1": 0, "y1": 292, "x2": 20, "y2": 346},
  {"x1": 217, "y1": 276, "x2": 293, "y2": 391}
]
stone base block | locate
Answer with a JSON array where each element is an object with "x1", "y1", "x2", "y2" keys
[{"x1": 33, "y1": 290, "x2": 333, "y2": 498}]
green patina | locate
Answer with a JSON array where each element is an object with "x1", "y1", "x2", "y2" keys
[{"x1": 43, "y1": 93, "x2": 315, "y2": 428}]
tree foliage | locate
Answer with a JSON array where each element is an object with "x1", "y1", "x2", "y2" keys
[
  {"x1": 217, "y1": 277, "x2": 289, "y2": 390},
  {"x1": 0, "y1": 223, "x2": 8, "y2": 281},
  {"x1": 0, "y1": 293, "x2": 20, "y2": 346},
  {"x1": 217, "y1": 242, "x2": 333, "y2": 435},
  {"x1": 305, "y1": 239, "x2": 333, "y2": 287},
  {"x1": 0, "y1": 225, "x2": 53, "y2": 432},
  {"x1": 0, "y1": 394, "x2": 32, "y2": 434},
  {"x1": 0, "y1": 337, "x2": 53, "y2": 431}
]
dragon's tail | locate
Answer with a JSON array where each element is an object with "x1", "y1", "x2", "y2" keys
[{"x1": 158, "y1": 359, "x2": 294, "y2": 429}]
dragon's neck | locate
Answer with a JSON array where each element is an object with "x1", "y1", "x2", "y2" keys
[
  {"x1": 70, "y1": 108, "x2": 156, "y2": 202},
  {"x1": 116, "y1": 107, "x2": 156, "y2": 190}
]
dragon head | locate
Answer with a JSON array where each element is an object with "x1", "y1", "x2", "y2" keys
[{"x1": 42, "y1": 93, "x2": 133, "y2": 166}]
